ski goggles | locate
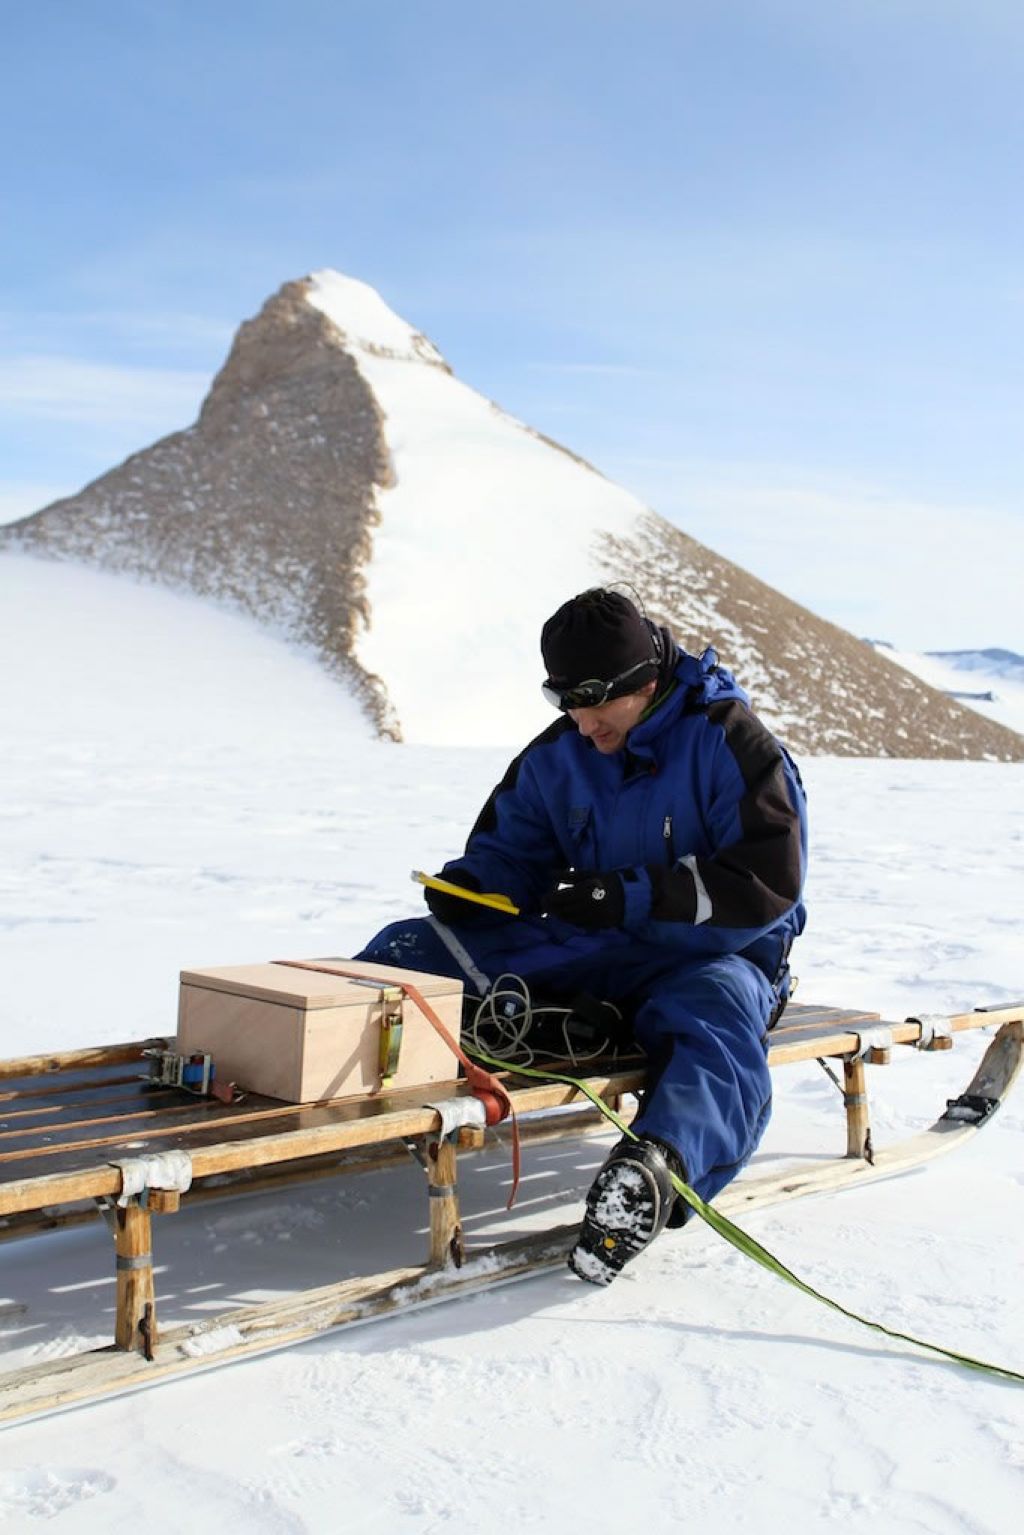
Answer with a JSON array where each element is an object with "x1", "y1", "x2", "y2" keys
[{"x1": 541, "y1": 657, "x2": 657, "y2": 712}]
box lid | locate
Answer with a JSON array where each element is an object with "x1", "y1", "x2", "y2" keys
[{"x1": 179, "y1": 957, "x2": 462, "y2": 1010}]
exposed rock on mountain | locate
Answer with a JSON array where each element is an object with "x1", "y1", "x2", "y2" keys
[
  {"x1": 2, "y1": 280, "x2": 399, "y2": 735},
  {"x1": 601, "y1": 516, "x2": 1024, "y2": 759},
  {"x1": 2, "y1": 271, "x2": 1022, "y2": 760}
]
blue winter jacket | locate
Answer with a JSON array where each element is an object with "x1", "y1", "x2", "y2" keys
[{"x1": 441, "y1": 643, "x2": 807, "y2": 984}]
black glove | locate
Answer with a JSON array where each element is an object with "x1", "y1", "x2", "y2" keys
[
  {"x1": 423, "y1": 868, "x2": 486, "y2": 926},
  {"x1": 546, "y1": 872, "x2": 625, "y2": 930}
]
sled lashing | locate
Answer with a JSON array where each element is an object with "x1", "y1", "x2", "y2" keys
[{"x1": 0, "y1": 961, "x2": 1020, "y2": 1425}]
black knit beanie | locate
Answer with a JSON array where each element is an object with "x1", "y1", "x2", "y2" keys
[{"x1": 541, "y1": 589, "x2": 660, "y2": 688}]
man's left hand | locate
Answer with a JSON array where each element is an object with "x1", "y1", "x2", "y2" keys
[{"x1": 546, "y1": 872, "x2": 625, "y2": 930}]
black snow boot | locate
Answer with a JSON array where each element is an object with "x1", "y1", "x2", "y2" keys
[{"x1": 568, "y1": 1136, "x2": 683, "y2": 1287}]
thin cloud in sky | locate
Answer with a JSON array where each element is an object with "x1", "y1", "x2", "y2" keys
[
  {"x1": 0, "y1": 309, "x2": 234, "y2": 351},
  {"x1": 0, "y1": 356, "x2": 210, "y2": 428},
  {"x1": 614, "y1": 458, "x2": 1024, "y2": 652},
  {"x1": 0, "y1": 483, "x2": 75, "y2": 528},
  {"x1": 527, "y1": 361, "x2": 659, "y2": 377}
]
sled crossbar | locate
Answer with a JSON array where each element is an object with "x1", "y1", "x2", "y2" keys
[{"x1": 0, "y1": 1000, "x2": 1020, "y2": 1426}]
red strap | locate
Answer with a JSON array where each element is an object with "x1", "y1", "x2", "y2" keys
[{"x1": 272, "y1": 960, "x2": 521, "y2": 1207}]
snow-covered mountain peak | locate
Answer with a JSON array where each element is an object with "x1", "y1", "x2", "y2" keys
[
  {"x1": 306, "y1": 269, "x2": 446, "y2": 367},
  {"x1": 3, "y1": 274, "x2": 1023, "y2": 760}
]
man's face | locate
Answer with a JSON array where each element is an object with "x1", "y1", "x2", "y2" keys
[{"x1": 568, "y1": 681, "x2": 657, "y2": 754}]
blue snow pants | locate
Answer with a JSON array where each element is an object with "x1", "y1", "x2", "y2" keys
[{"x1": 353, "y1": 913, "x2": 777, "y2": 1210}]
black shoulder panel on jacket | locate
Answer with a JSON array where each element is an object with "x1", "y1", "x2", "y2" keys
[
  {"x1": 673, "y1": 697, "x2": 803, "y2": 928},
  {"x1": 705, "y1": 698, "x2": 783, "y2": 788},
  {"x1": 467, "y1": 714, "x2": 575, "y2": 846}
]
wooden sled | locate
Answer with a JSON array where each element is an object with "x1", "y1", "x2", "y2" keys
[{"x1": 0, "y1": 997, "x2": 1020, "y2": 1426}]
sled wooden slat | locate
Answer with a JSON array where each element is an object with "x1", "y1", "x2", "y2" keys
[
  {"x1": 766, "y1": 1004, "x2": 1020, "y2": 1065},
  {"x1": 0, "y1": 1097, "x2": 216, "y2": 1135},
  {"x1": 0, "y1": 1069, "x2": 163, "y2": 1106},
  {"x1": 0, "y1": 1041, "x2": 169, "y2": 1082},
  {"x1": 776, "y1": 1005, "x2": 880, "y2": 1028},
  {"x1": 0, "y1": 1090, "x2": 205, "y2": 1133},
  {"x1": 0, "y1": 1084, "x2": 311, "y2": 1147}
]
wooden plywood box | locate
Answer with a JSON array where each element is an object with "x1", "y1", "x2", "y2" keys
[{"x1": 177, "y1": 958, "x2": 463, "y2": 1104}]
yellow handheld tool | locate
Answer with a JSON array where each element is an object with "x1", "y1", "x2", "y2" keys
[{"x1": 411, "y1": 869, "x2": 520, "y2": 916}]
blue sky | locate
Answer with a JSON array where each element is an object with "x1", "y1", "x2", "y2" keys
[{"x1": 3, "y1": 0, "x2": 1022, "y2": 650}]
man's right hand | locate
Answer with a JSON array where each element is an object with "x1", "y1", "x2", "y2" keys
[
  {"x1": 546, "y1": 871, "x2": 626, "y2": 929},
  {"x1": 423, "y1": 868, "x2": 486, "y2": 926}
]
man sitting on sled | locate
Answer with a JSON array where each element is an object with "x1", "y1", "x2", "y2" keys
[{"x1": 355, "y1": 587, "x2": 808, "y2": 1285}]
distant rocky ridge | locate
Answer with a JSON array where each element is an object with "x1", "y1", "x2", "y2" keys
[
  {"x1": 2, "y1": 274, "x2": 1022, "y2": 761},
  {"x1": 926, "y1": 647, "x2": 1024, "y2": 680},
  {"x1": 872, "y1": 642, "x2": 1024, "y2": 681}
]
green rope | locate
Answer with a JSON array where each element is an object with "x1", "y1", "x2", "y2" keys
[{"x1": 470, "y1": 1047, "x2": 1024, "y2": 1386}]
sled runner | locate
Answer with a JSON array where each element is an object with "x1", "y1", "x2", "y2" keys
[{"x1": 0, "y1": 975, "x2": 1020, "y2": 1426}]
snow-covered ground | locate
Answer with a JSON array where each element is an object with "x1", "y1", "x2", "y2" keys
[{"x1": 0, "y1": 554, "x2": 1021, "y2": 1530}]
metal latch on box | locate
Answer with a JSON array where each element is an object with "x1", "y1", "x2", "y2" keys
[
  {"x1": 341, "y1": 979, "x2": 407, "y2": 1089},
  {"x1": 377, "y1": 985, "x2": 405, "y2": 1088},
  {"x1": 343, "y1": 976, "x2": 408, "y2": 1086}
]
